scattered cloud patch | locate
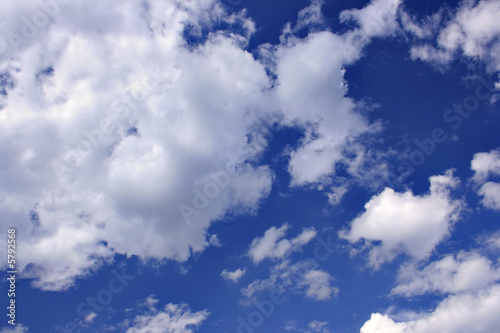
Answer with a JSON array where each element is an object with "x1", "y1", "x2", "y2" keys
[{"x1": 405, "y1": 0, "x2": 500, "y2": 71}]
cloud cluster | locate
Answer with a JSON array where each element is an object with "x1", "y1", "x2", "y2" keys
[
  {"x1": 402, "y1": 0, "x2": 500, "y2": 72},
  {"x1": 0, "y1": 0, "x2": 403, "y2": 290},
  {"x1": 241, "y1": 224, "x2": 336, "y2": 302},
  {"x1": 361, "y1": 156, "x2": 500, "y2": 333}
]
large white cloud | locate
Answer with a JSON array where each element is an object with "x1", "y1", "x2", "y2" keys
[
  {"x1": 360, "y1": 284, "x2": 500, "y2": 333},
  {"x1": 340, "y1": 170, "x2": 464, "y2": 268},
  {"x1": 0, "y1": 0, "x2": 275, "y2": 291},
  {"x1": 0, "y1": 0, "x2": 404, "y2": 290}
]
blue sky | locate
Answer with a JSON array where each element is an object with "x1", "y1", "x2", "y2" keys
[{"x1": 1, "y1": 0, "x2": 500, "y2": 332}]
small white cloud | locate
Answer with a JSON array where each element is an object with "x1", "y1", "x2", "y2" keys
[
  {"x1": 308, "y1": 320, "x2": 330, "y2": 332},
  {"x1": 85, "y1": 312, "x2": 97, "y2": 323},
  {"x1": 478, "y1": 182, "x2": 500, "y2": 210},
  {"x1": 392, "y1": 251, "x2": 500, "y2": 297},
  {"x1": 221, "y1": 268, "x2": 246, "y2": 283},
  {"x1": 340, "y1": 0, "x2": 402, "y2": 38},
  {"x1": 301, "y1": 270, "x2": 337, "y2": 301},
  {"x1": 208, "y1": 234, "x2": 222, "y2": 247},
  {"x1": 242, "y1": 259, "x2": 336, "y2": 303},
  {"x1": 248, "y1": 224, "x2": 317, "y2": 264},
  {"x1": 471, "y1": 149, "x2": 500, "y2": 183},
  {"x1": 284, "y1": 319, "x2": 299, "y2": 330},
  {"x1": 340, "y1": 170, "x2": 463, "y2": 268},
  {"x1": 124, "y1": 297, "x2": 209, "y2": 333},
  {"x1": 471, "y1": 148, "x2": 500, "y2": 210},
  {"x1": 484, "y1": 231, "x2": 500, "y2": 250},
  {"x1": 140, "y1": 295, "x2": 160, "y2": 310}
]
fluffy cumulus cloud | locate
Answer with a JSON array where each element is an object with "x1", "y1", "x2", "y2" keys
[
  {"x1": 392, "y1": 251, "x2": 500, "y2": 297},
  {"x1": 242, "y1": 259, "x2": 337, "y2": 303},
  {"x1": 360, "y1": 284, "x2": 500, "y2": 333},
  {"x1": 471, "y1": 148, "x2": 500, "y2": 210},
  {"x1": 221, "y1": 267, "x2": 246, "y2": 283},
  {"x1": 0, "y1": 0, "x2": 404, "y2": 290},
  {"x1": 123, "y1": 296, "x2": 209, "y2": 333},
  {"x1": 403, "y1": 0, "x2": 500, "y2": 72},
  {"x1": 340, "y1": 170, "x2": 464, "y2": 268},
  {"x1": 248, "y1": 224, "x2": 317, "y2": 264}
]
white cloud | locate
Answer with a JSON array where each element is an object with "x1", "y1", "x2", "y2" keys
[
  {"x1": 289, "y1": 0, "x2": 325, "y2": 33},
  {"x1": 208, "y1": 234, "x2": 222, "y2": 247},
  {"x1": 405, "y1": 0, "x2": 500, "y2": 71},
  {"x1": 242, "y1": 259, "x2": 337, "y2": 303},
  {"x1": 284, "y1": 320, "x2": 332, "y2": 333},
  {"x1": 471, "y1": 149, "x2": 500, "y2": 183},
  {"x1": 221, "y1": 268, "x2": 246, "y2": 283},
  {"x1": 301, "y1": 270, "x2": 336, "y2": 301},
  {"x1": 125, "y1": 297, "x2": 209, "y2": 333},
  {"x1": 308, "y1": 320, "x2": 330, "y2": 332},
  {"x1": 340, "y1": 170, "x2": 464, "y2": 268},
  {"x1": 248, "y1": 224, "x2": 317, "y2": 264},
  {"x1": 0, "y1": 325, "x2": 28, "y2": 333},
  {"x1": 360, "y1": 284, "x2": 500, "y2": 333},
  {"x1": 484, "y1": 231, "x2": 500, "y2": 250},
  {"x1": 85, "y1": 312, "x2": 97, "y2": 323},
  {"x1": 471, "y1": 148, "x2": 500, "y2": 210},
  {"x1": 340, "y1": 0, "x2": 401, "y2": 38},
  {"x1": 478, "y1": 182, "x2": 500, "y2": 210},
  {"x1": 392, "y1": 251, "x2": 500, "y2": 297}
]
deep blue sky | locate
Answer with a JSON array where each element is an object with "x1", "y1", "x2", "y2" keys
[{"x1": 1, "y1": 0, "x2": 500, "y2": 332}]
